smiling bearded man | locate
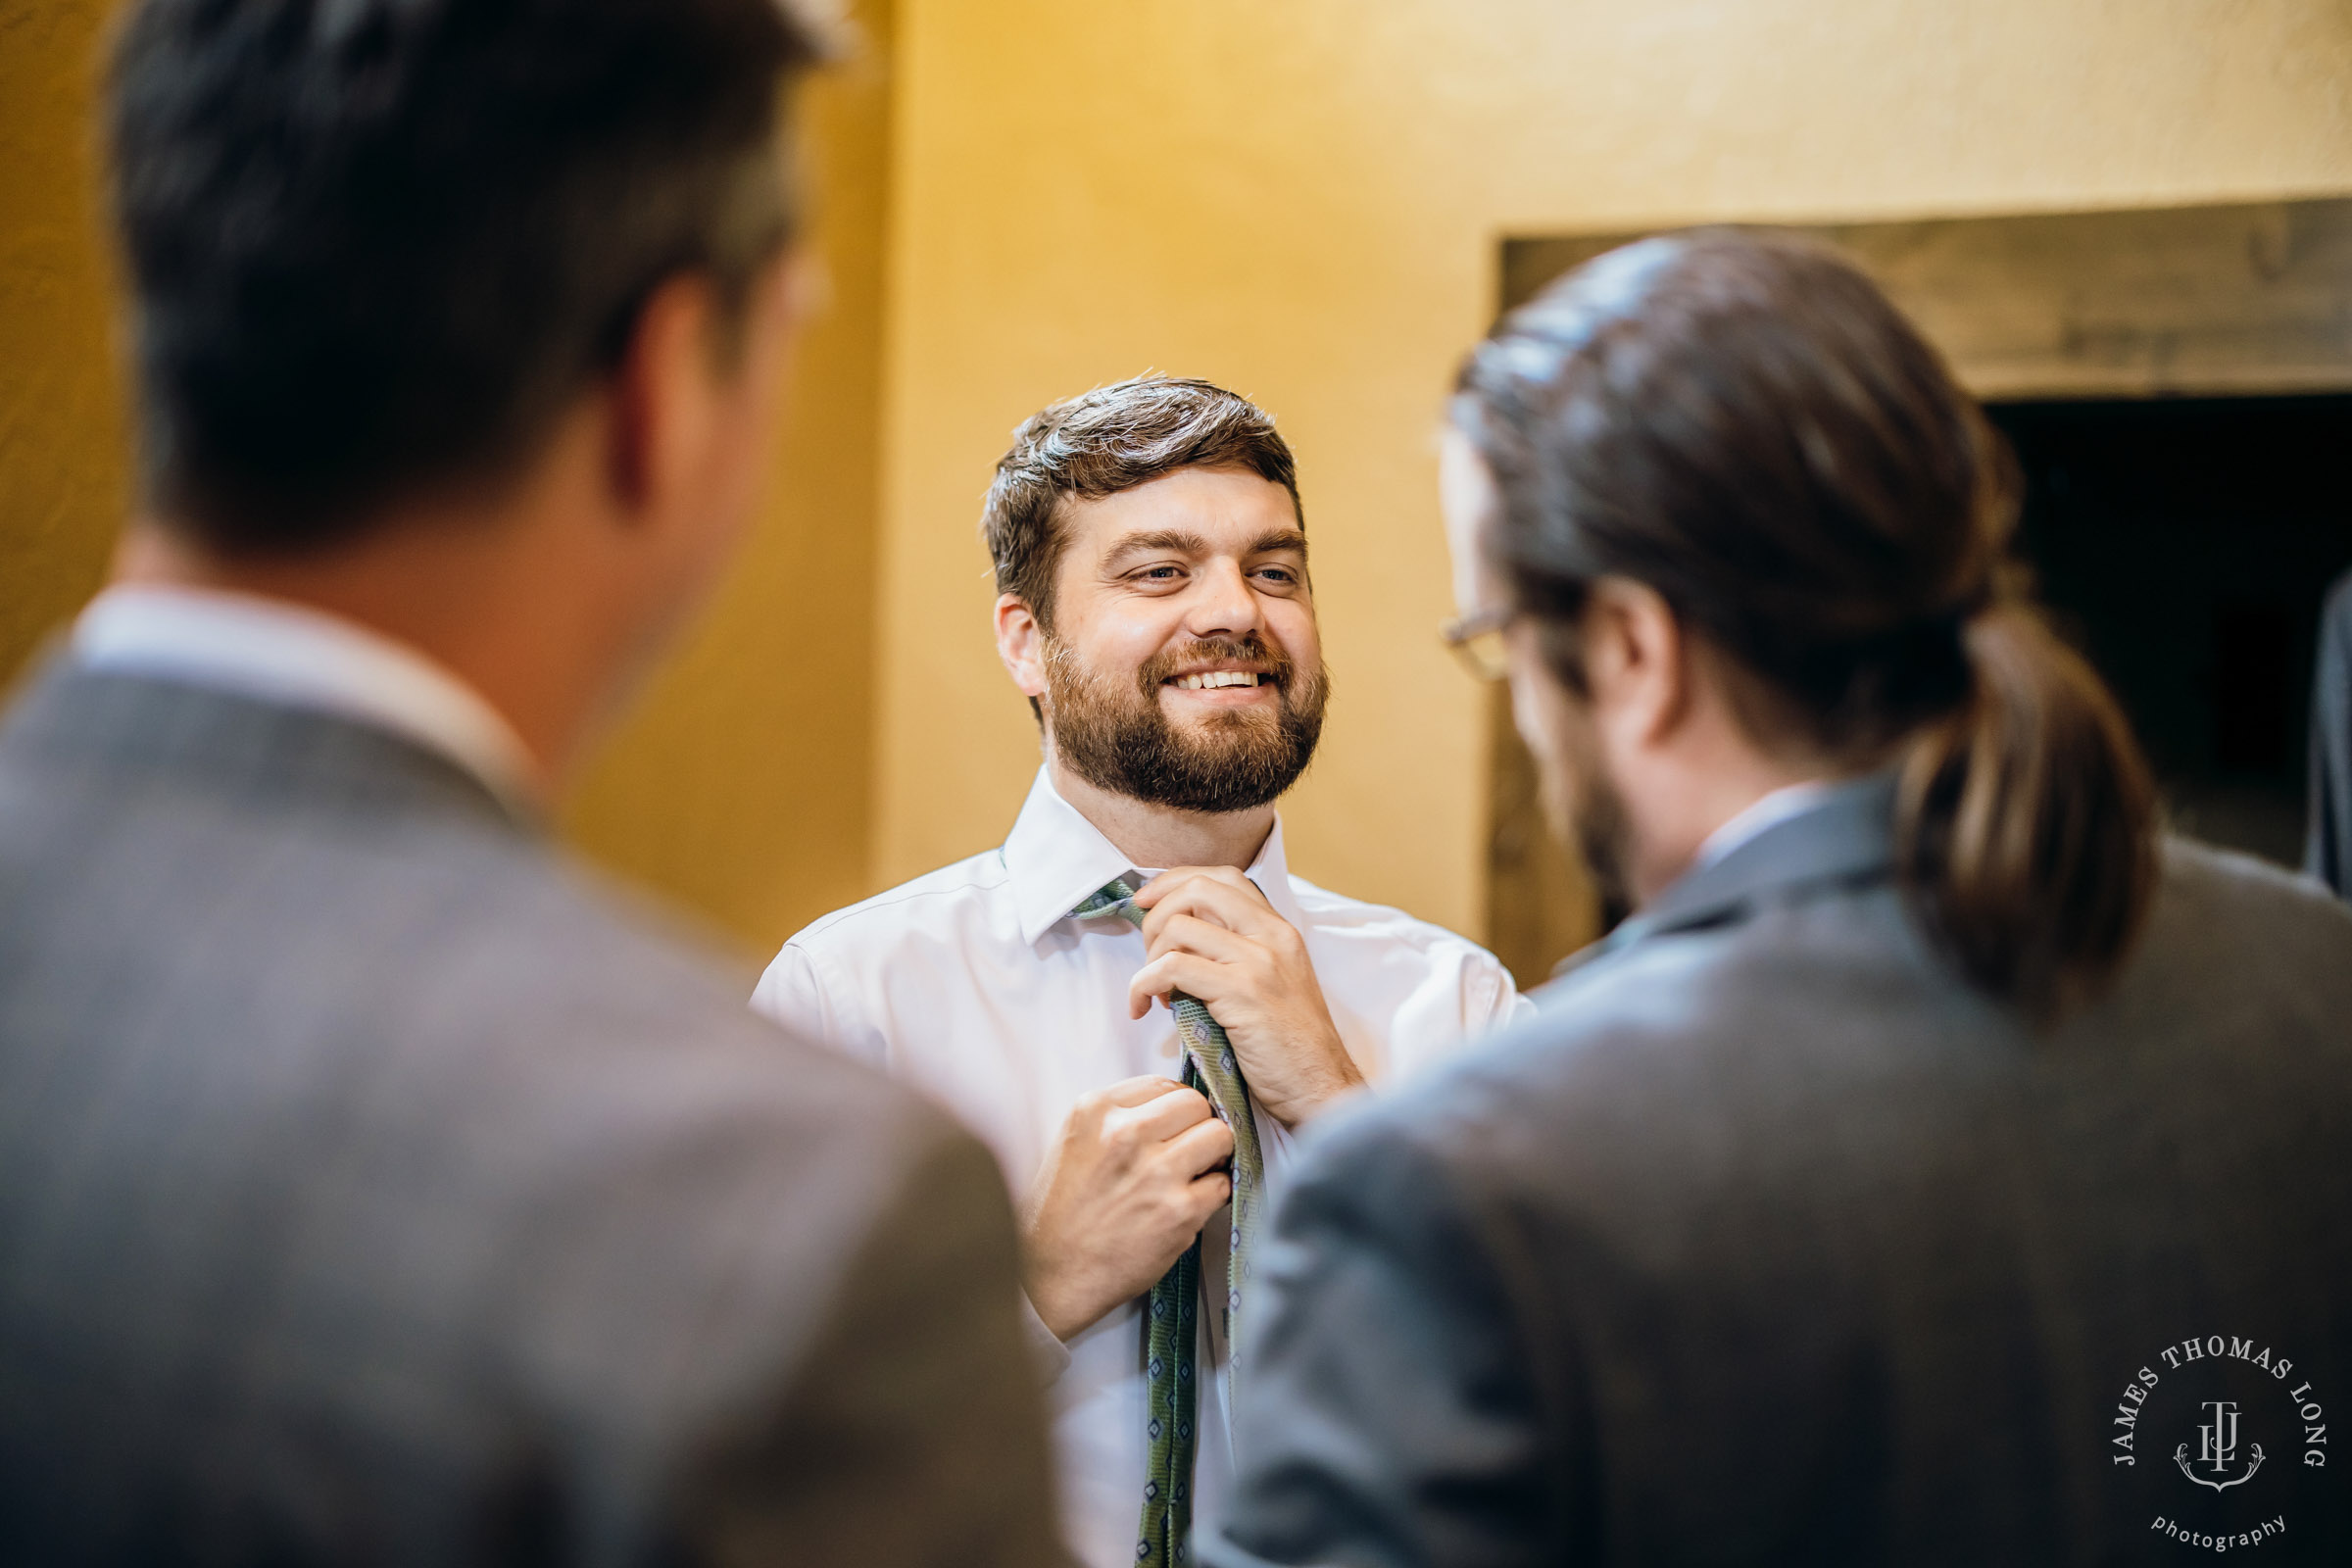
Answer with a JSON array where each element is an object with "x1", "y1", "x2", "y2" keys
[{"x1": 753, "y1": 374, "x2": 1531, "y2": 1568}]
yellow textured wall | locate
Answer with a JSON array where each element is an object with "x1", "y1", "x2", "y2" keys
[
  {"x1": 0, "y1": 0, "x2": 126, "y2": 683},
  {"x1": 0, "y1": 0, "x2": 895, "y2": 956},
  {"x1": 872, "y1": 0, "x2": 2352, "y2": 938}
]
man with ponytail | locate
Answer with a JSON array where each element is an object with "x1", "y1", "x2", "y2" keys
[{"x1": 1205, "y1": 230, "x2": 2352, "y2": 1566}]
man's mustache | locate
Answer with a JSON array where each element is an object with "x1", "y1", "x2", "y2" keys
[{"x1": 1136, "y1": 636, "x2": 1296, "y2": 695}]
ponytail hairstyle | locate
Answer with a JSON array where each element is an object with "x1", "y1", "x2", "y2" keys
[{"x1": 1452, "y1": 229, "x2": 2157, "y2": 1017}]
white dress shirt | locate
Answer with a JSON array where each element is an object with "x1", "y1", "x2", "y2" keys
[
  {"x1": 752, "y1": 767, "x2": 1531, "y2": 1568},
  {"x1": 72, "y1": 583, "x2": 538, "y2": 807}
]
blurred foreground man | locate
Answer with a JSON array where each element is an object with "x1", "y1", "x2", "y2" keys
[
  {"x1": 754, "y1": 376, "x2": 1526, "y2": 1567},
  {"x1": 0, "y1": 0, "x2": 1057, "y2": 1560},
  {"x1": 1209, "y1": 232, "x2": 2352, "y2": 1566}
]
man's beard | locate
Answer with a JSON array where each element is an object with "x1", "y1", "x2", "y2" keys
[
  {"x1": 1044, "y1": 632, "x2": 1329, "y2": 814},
  {"x1": 1541, "y1": 693, "x2": 1636, "y2": 927}
]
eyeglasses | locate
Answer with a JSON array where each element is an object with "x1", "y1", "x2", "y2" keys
[{"x1": 1441, "y1": 605, "x2": 1514, "y2": 682}]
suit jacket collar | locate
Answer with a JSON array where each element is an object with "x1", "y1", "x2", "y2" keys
[
  {"x1": 1560, "y1": 772, "x2": 1899, "y2": 976},
  {"x1": 0, "y1": 659, "x2": 537, "y2": 836}
]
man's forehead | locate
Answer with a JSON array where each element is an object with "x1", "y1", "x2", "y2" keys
[{"x1": 1064, "y1": 466, "x2": 1304, "y2": 555}]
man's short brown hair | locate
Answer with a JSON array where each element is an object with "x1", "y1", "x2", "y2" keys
[{"x1": 982, "y1": 375, "x2": 1300, "y2": 629}]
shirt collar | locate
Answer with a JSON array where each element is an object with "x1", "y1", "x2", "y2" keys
[
  {"x1": 1690, "y1": 778, "x2": 1839, "y2": 871},
  {"x1": 1002, "y1": 767, "x2": 1306, "y2": 946},
  {"x1": 72, "y1": 584, "x2": 542, "y2": 812}
]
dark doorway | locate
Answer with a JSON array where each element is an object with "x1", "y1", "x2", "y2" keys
[{"x1": 1984, "y1": 393, "x2": 2352, "y2": 868}]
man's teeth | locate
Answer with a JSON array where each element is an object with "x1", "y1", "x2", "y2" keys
[{"x1": 1173, "y1": 671, "x2": 1261, "y2": 690}]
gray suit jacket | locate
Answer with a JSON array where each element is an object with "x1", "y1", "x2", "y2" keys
[
  {"x1": 1209, "y1": 777, "x2": 2352, "y2": 1566},
  {"x1": 0, "y1": 663, "x2": 1060, "y2": 1565}
]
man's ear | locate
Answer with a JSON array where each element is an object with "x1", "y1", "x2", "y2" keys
[
  {"x1": 604, "y1": 272, "x2": 727, "y2": 523},
  {"x1": 1583, "y1": 576, "x2": 1690, "y2": 750},
  {"x1": 995, "y1": 594, "x2": 1049, "y2": 700}
]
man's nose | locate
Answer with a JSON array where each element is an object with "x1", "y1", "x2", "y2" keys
[{"x1": 1184, "y1": 560, "x2": 1261, "y2": 640}]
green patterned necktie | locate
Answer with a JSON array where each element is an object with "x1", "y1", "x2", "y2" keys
[{"x1": 1070, "y1": 877, "x2": 1265, "y2": 1568}]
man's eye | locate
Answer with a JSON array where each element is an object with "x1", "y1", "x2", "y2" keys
[{"x1": 1137, "y1": 566, "x2": 1184, "y2": 581}]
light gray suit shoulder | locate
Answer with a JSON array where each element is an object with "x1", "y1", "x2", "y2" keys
[{"x1": 0, "y1": 665, "x2": 1061, "y2": 1565}]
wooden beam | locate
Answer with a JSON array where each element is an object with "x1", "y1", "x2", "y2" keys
[{"x1": 1501, "y1": 196, "x2": 2352, "y2": 399}]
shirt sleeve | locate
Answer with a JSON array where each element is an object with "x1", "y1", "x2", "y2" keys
[
  {"x1": 750, "y1": 942, "x2": 882, "y2": 1068},
  {"x1": 1014, "y1": 1284, "x2": 1075, "y2": 1385},
  {"x1": 1469, "y1": 950, "x2": 1539, "y2": 1037}
]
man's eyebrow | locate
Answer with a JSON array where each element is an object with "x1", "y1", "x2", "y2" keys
[
  {"x1": 1102, "y1": 528, "x2": 1212, "y2": 564},
  {"x1": 1098, "y1": 525, "x2": 1310, "y2": 566}
]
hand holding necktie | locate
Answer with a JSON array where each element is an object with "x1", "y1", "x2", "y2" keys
[
  {"x1": 1018, "y1": 1076, "x2": 1233, "y2": 1343},
  {"x1": 1126, "y1": 866, "x2": 1367, "y2": 1129}
]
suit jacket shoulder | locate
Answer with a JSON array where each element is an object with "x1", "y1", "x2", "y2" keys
[{"x1": 0, "y1": 667, "x2": 1058, "y2": 1565}]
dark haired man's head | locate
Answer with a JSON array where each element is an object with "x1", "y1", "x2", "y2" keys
[
  {"x1": 1446, "y1": 228, "x2": 2154, "y2": 1012},
  {"x1": 109, "y1": 0, "x2": 822, "y2": 551},
  {"x1": 986, "y1": 379, "x2": 1328, "y2": 816},
  {"x1": 100, "y1": 0, "x2": 829, "y2": 792}
]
